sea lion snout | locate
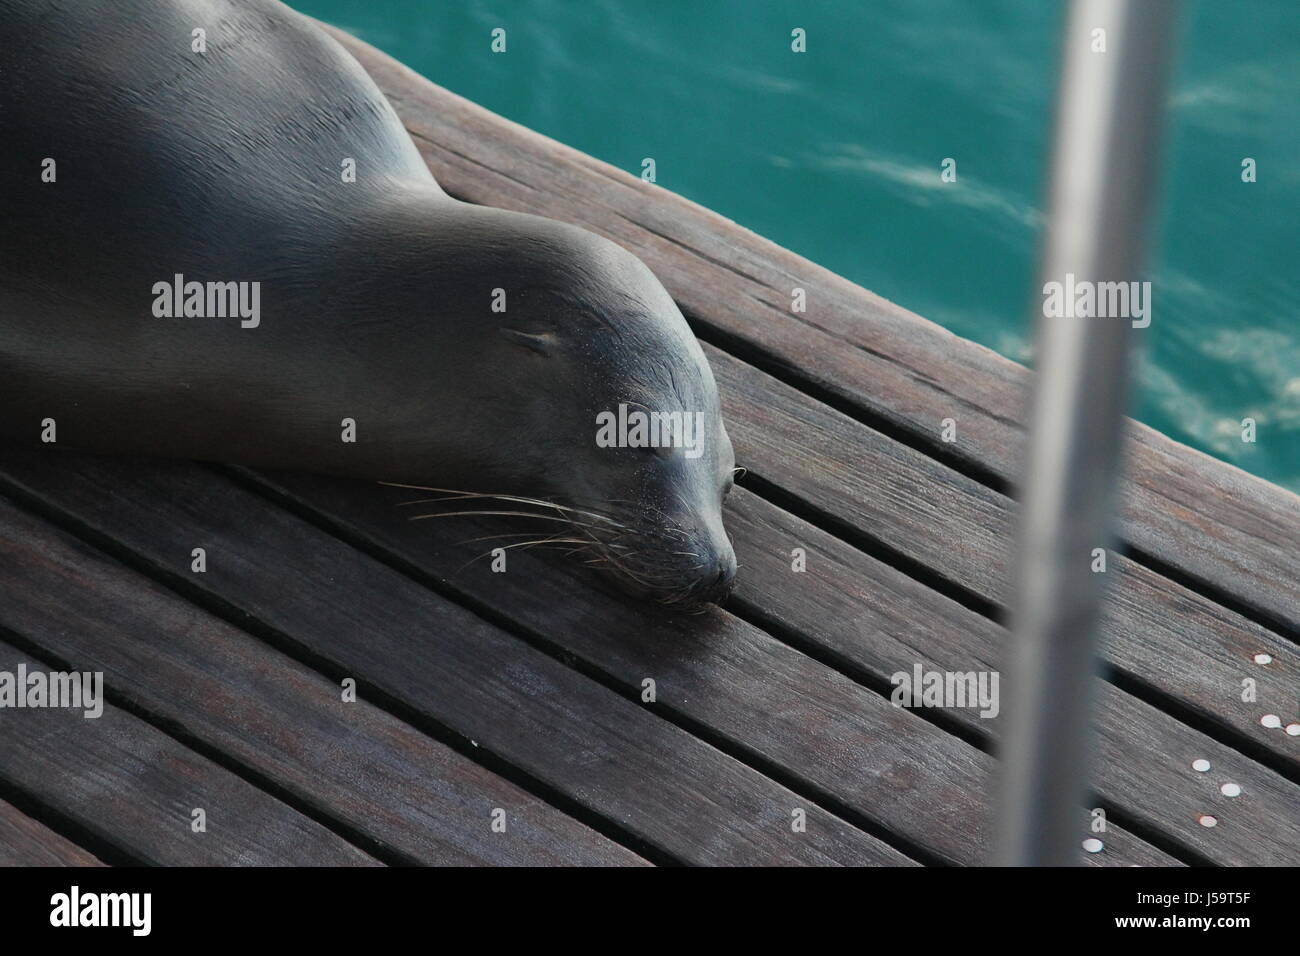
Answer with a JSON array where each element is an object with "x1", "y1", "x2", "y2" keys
[
  {"x1": 681, "y1": 496, "x2": 738, "y2": 605},
  {"x1": 574, "y1": 452, "x2": 738, "y2": 609},
  {"x1": 603, "y1": 531, "x2": 736, "y2": 608},
  {"x1": 690, "y1": 540, "x2": 738, "y2": 607}
]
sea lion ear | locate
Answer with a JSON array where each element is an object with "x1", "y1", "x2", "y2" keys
[{"x1": 499, "y1": 327, "x2": 557, "y2": 356}]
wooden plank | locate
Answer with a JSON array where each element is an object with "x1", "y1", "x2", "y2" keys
[
  {"x1": 256, "y1": 467, "x2": 1280, "y2": 866},
  {"x1": 250, "y1": 469, "x2": 1183, "y2": 867},
  {"x1": 704, "y1": 345, "x2": 1300, "y2": 777},
  {"x1": 0, "y1": 449, "x2": 1171, "y2": 865},
  {"x1": 0, "y1": 799, "x2": 104, "y2": 866},
  {"x1": 0, "y1": 502, "x2": 645, "y2": 867},
  {"x1": 0, "y1": 455, "x2": 907, "y2": 866},
  {"x1": 323, "y1": 25, "x2": 1300, "y2": 634},
  {"x1": 722, "y1": 491, "x2": 1300, "y2": 865},
  {"x1": 0, "y1": 639, "x2": 378, "y2": 866}
]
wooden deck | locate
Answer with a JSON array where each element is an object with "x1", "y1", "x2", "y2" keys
[{"x1": 1, "y1": 24, "x2": 1298, "y2": 867}]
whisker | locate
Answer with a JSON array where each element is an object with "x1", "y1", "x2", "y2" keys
[
  {"x1": 406, "y1": 510, "x2": 616, "y2": 533},
  {"x1": 383, "y1": 483, "x2": 626, "y2": 527},
  {"x1": 384, "y1": 481, "x2": 720, "y2": 606},
  {"x1": 450, "y1": 537, "x2": 590, "y2": 576},
  {"x1": 493, "y1": 538, "x2": 593, "y2": 553},
  {"x1": 454, "y1": 531, "x2": 592, "y2": 546}
]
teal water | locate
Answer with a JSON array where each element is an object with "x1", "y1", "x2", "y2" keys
[{"x1": 293, "y1": 0, "x2": 1299, "y2": 493}]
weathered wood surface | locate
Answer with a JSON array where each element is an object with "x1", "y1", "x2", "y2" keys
[
  {"x1": 247, "y1": 469, "x2": 1291, "y2": 867},
  {"x1": 0, "y1": 458, "x2": 910, "y2": 867},
  {"x1": 0, "y1": 497, "x2": 645, "y2": 867},
  {"x1": 723, "y1": 492, "x2": 1300, "y2": 865},
  {"x1": 705, "y1": 347, "x2": 1300, "y2": 774},
  {"x1": 0, "y1": 799, "x2": 104, "y2": 866},
  {"x1": 324, "y1": 26, "x2": 1300, "y2": 637},
  {"x1": 0, "y1": 637, "x2": 379, "y2": 866},
  {"x1": 0, "y1": 449, "x2": 1175, "y2": 866}
]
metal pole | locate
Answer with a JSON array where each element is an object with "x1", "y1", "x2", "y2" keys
[{"x1": 995, "y1": 0, "x2": 1180, "y2": 865}]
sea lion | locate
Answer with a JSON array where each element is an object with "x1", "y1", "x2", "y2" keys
[{"x1": 0, "y1": 0, "x2": 737, "y2": 606}]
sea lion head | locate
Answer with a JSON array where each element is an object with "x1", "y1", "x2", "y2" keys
[{"x1": 433, "y1": 208, "x2": 738, "y2": 608}]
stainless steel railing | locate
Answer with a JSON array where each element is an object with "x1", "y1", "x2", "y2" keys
[{"x1": 995, "y1": 0, "x2": 1181, "y2": 866}]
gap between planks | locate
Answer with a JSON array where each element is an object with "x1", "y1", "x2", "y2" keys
[
  {"x1": 0, "y1": 455, "x2": 1159, "y2": 868},
  {"x1": 0, "y1": 476, "x2": 915, "y2": 868}
]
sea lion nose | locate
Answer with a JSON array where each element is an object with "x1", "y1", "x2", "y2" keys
[{"x1": 696, "y1": 547, "x2": 737, "y2": 605}]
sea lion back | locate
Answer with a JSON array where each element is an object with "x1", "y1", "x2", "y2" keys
[{"x1": 0, "y1": 0, "x2": 437, "y2": 282}]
